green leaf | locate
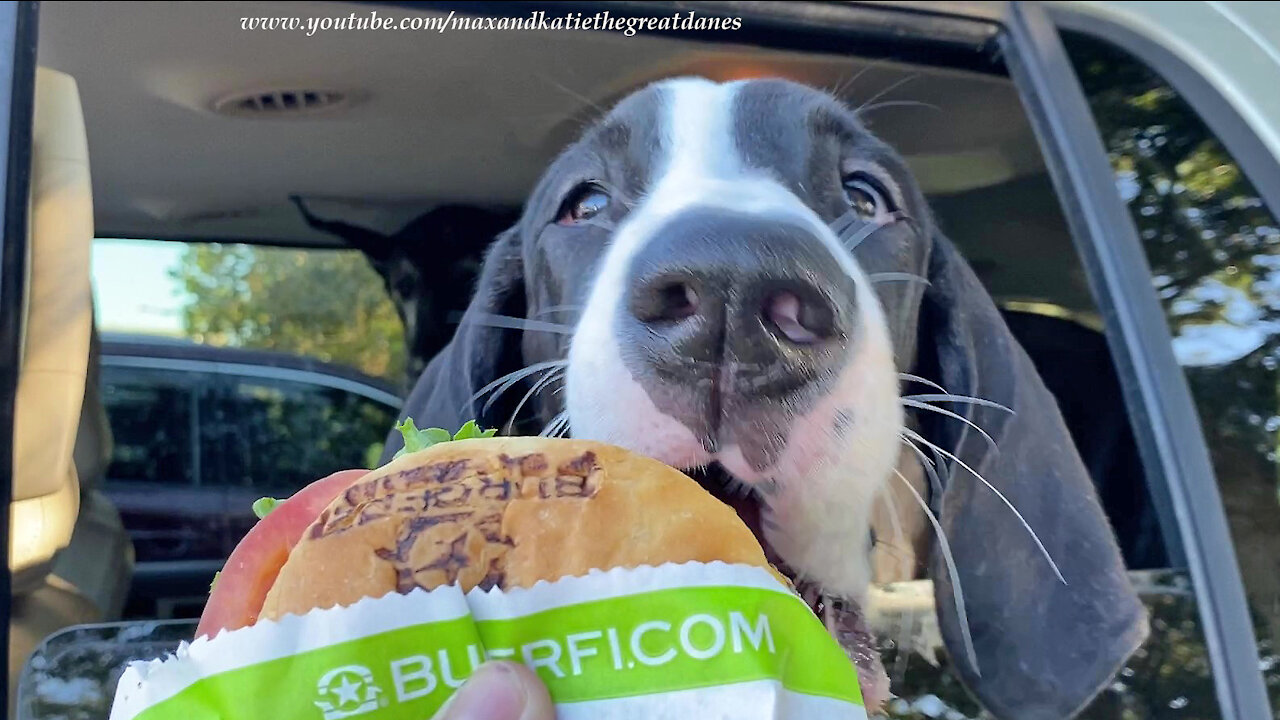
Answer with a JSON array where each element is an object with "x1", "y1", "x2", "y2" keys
[
  {"x1": 209, "y1": 571, "x2": 220, "y2": 593},
  {"x1": 393, "y1": 417, "x2": 497, "y2": 459},
  {"x1": 453, "y1": 420, "x2": 483, "y2": 441},
  {"x1": 423, "y1": 427, "x2": 453, "y2": 444},
  {"x1": 252, "y1": 497, "x2": 282, "y2": 519}
]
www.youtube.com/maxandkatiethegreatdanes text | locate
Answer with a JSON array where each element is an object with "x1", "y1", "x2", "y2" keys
[{"x1": 239, "y1": 9, "x2": 744, "y2": 38}]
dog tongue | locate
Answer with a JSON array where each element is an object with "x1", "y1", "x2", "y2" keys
[
  {"x1": 796, "y1": 584, "x2": 890, "y2": 712},
  {"x1": 729, "y1": 503, "x2": 890, "y2": 712},
  {"x1": 827, "y1": 598, "x2": 890, "y2": 711}
]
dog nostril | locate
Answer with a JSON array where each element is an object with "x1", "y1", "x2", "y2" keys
[
  {"x1": 632, "y1": 277, "x2": 701, "y2": 324},
  {"x1": 655, "y1": 282, "x2": 698, "y2": 321},
  {"x1": 763, "y1": 290, "x2": 833, "y2": 344}
]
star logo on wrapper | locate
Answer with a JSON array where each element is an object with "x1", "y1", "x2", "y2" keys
[{"x1": 314, "y1": 665, "x2": 385, "y2": 720}]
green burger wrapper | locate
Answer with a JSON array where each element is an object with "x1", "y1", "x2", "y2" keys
[{"x1": 111, "y1": 562, "x2": 865, "y2": 720}]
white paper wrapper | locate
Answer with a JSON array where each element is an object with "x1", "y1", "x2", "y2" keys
[{"x1": 111, "y1": 562, "x2": 865, "y2": 720}]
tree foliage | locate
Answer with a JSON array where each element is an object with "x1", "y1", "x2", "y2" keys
[
  {"x1": 881, "y1": 33, "x2": 1280, "y2": 720},
  {"x1": 1067, "y1": 32, "x2": 1280, "y2": 716},
  {"x1": 172, "y1": 243, "x2": 406, "y2": 387}
]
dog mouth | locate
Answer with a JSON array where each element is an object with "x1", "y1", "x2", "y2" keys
[{"x1": 684, "y1": 462, "x2": 890, "y2": 710}]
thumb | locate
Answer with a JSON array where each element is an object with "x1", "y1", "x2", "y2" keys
[{"x1": 432, "y1": 662, "x2": 555, "y2": 720}]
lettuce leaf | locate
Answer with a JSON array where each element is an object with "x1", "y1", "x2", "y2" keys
[
  {"x1": 251, "y1": 497, "x2": 282, "y2": 519},
  {"x1": 393, "y1": 417, "x2": 497, "y2": 459}
]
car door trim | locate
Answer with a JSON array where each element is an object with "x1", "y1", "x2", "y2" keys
[
  {"x1": 101, "y1": 355, "x2": 402, "y2": 408},
  {"x1": 1046, "y1": 3, "x2": 1280, "y2": 236}
]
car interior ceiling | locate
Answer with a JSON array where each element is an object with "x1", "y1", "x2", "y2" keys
[{"x1": 23, "y1": 0, "x2": 1164, "y2": 652}]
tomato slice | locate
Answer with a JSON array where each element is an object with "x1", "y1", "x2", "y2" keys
[{"x1": 195, "y1": 469, "x2": 368, "y2": 638}]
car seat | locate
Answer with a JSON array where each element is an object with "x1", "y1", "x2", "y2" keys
[{"x1": 8, "y1": 67, "x2": 133, "y2": 705}]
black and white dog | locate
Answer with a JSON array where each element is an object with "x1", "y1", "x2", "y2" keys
[
  {"x1": 290, "y1": 195, "x2": 518, "y2": 385},
  {"x1": 384, "y1": 78, "x2": 1148, "y2": 719}
]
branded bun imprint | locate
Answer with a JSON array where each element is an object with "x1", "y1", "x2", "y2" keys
[{"x1": 262, "y1": 437, "x2": 783, "y2": 620}]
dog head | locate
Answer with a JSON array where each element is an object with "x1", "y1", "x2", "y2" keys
[
  {"x1": 290, "y1": 196, "x2": 517, "y2": 381},
  {"x1": 388, "y1": 78, "x2": 1147, "y2": 718}
]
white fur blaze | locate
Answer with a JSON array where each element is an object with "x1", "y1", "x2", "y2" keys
[{"x1": 565, "y1": 78, "x2": 904, "y2": 600}]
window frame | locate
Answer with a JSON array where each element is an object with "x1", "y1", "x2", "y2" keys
[
  {"x1": 100, "y1": 354, "x2": 403, "y2": 409},
  {"x1": 98, "y1": 363, "x2": 207, "y2": 488},
  {"x1": 1000, "y1": 2, "x2": 1273, "y2": 717}
]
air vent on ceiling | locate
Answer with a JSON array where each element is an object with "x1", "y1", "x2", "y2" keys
[{"x1": 211, "y1": 88, "x2": 355, "y2": 118}]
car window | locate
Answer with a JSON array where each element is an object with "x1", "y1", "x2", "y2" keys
[
  {"x1": 1063, "y1": 30, "x2": 1280, "y2": 714},
  {"x1": 99, "y1": 364, "x2": 208, "y2": 486},
  {"x1": 89, "y1": 238, "x2": 407, "y2": 625},
  {"x1": 92, "y1": 237, "x2": 406, "y2": 480},
  {"x1": 208, "y1": 373, "x2": 398, "y2": 493},
  {"x1": 92, "y1": 238, "x2": 407, "y2": 387}
]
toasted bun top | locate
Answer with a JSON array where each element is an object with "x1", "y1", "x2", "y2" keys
[{"x1": 262, "y1": 437, "x2": 775, "y2": 620}]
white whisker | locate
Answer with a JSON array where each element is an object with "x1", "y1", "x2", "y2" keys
[
  {"x1": 868, "y1": 272, "x2": 930, "y2": 286},
  {"x1": 507, "y1": 367, "x2": 566, "y2": 432},
  {"x1": 903, "y1": 428, "x2": 1067, "y2": 585},
  {"x1": 537, "y1": 74, "x2": 607, "y2": 117},
  {"x1": 469, "y1": 359, "x2": 567, "y2": 414},
  {"x1": 901, "y1": 398, "x2": 998, "y2": 453},
  {"x1": 533, "y1": 304, "x2": 584, "y2": 318},
  {"x1": 545, "y1": 410, "x2": 572, "y2": 439},
  {"x1": 463, "y1": 312, "x2": 575, "y2": 336},
  {"x1": 901, "y1": 393, "x2": 1014, "y2": 415},
  {"x1": 892, "y1": 467, "x2": 979, "y2": 678},
  {"x1": 897, "y1": 372, "x2": 948, "y2": 394},
  {"x1": 855, "y1": 74, "x2": 919, "y2": 114},
  {"x1": 832, "y1": 55, "x2": 897, "y2": 98},
  {"x1": 900, "y1": 435, "x2": 944, "y2": 501},
  {"x1": 856, "y1": 99, "x2": 943, "y2": 115},
  {"x1": 838, "y1": 217, "x2": 890, "y2": 250},
  {"x1": 539, "y1": 410, "x2": 569, "y2": 438}
]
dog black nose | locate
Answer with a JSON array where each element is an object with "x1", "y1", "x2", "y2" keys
[{"x1": 622, "y1": 208, "x2": 856, "y2": 398}]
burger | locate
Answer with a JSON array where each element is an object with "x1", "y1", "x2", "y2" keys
[
  {"x1": 196, "y1": 419, "x2": 884, "y2": 710},
  {"x1": 198, "y1": 419, "x2": 783, "y2": 634}
]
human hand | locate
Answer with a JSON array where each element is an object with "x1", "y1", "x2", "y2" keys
[{"x1": 431, "y1": 662, "x2": 555, "y2": 720}]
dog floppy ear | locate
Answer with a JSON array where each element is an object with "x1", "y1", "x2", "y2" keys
[
  {"x1": 289, "y1": 195, "x2": 398, "y2": 266},
  {"x1": 379, "y1": 227, "x2": 524, "y2": 462},
  {"x1": 913, "y1": 232, "x2": 1148, "y2": 719}
]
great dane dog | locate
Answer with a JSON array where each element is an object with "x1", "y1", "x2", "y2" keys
[
  {"x1": 382, "y1": 77, "x2": 1148, "y2": 719},
  {"x1": 290, "y1": 195, "x2": 518, "y2": 385}
]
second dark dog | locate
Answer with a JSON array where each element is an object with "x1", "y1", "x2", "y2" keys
[{"x1": 290, "y1": 195, "x2": 517, "y2": 384}]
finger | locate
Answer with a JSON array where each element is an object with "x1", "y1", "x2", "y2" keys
[{"x1": 432, "y1": 662, "x2": 555, "y2": 720}]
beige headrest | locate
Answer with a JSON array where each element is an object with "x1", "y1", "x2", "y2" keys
[{"x1": 9, "y1": 67, "x2": 93, "y2": 584}]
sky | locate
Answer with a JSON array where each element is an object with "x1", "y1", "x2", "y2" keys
[{"x1": 91, "y1": 239, "x2": 186, "y2": 335}]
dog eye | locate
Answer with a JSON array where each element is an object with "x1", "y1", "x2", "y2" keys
[
  {"x1": 556, "y1": 183, "x2": 610, "y2": 225},
  {"x1": 842, "y1": 173, "x2": 894, "y2": 219},
  {"x1": 393, "y1": 274, "x2": 417, "y2": 299}
]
